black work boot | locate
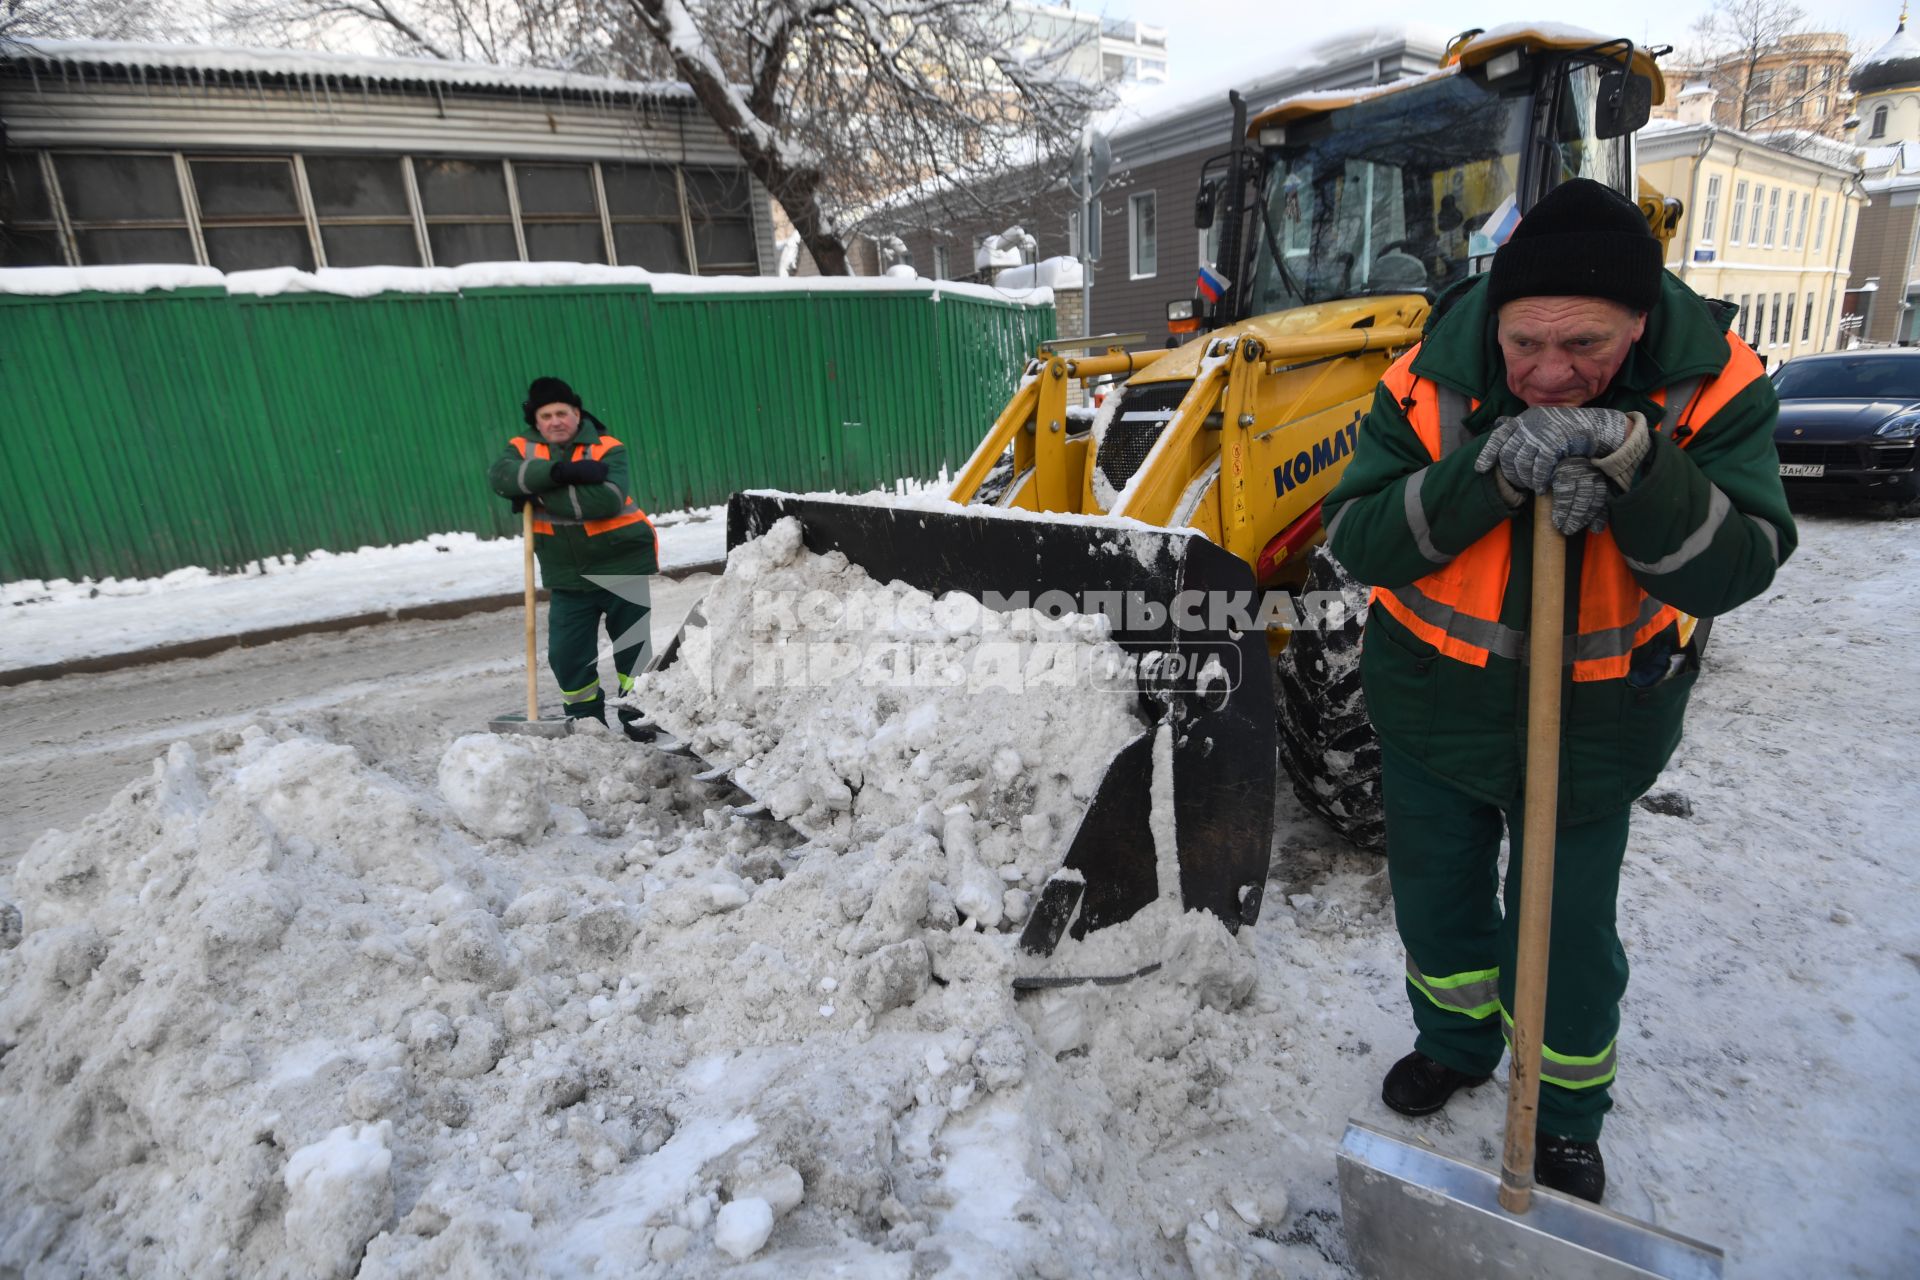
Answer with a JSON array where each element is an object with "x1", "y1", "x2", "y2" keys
[
  {"x1": 1381, "y1": 1050, "x2": 1492, "y2": 1117},
  {"x1": 1535, "y1": 1133, "x2": 1606, "y2": 1204}
]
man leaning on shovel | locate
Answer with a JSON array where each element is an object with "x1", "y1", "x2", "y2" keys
[
  {"x1": 1322, "y1": 179, "x2": 1796, "y2": 1203},
  {"x1": 488, "y1": 376, "x2": 659, "y2": 737}
]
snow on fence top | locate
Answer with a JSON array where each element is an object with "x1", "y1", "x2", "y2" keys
[
  {"x1": 0, "y1": 262, "x2": 1055, "y2": 308},
  {"x1": 5, "y1": 37, "x2": 692, "y2": 103}
]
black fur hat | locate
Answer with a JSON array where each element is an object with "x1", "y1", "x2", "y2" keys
[{"x1": 523, "y1": 376, "x2": 582, "y2": 426}]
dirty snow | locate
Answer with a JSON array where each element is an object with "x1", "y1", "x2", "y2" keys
[{"x1": 0, "y1": 512, "x2": 1914, "y2": 1278}]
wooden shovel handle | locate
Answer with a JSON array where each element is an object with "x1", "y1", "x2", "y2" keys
[
  {"x1": 1499, "y1": 499, "x2": 1567, "y2": 1214},
  {"x1": 524, "y1": 503, "x2": 539, "y2": 723}
]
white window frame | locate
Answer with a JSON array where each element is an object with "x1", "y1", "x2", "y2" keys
[
  {"x1": 1815, "y1": 197, "x2": 1829, "y2": 251},
  {"x1": 1129, "y1": 190, "x2": 1157, "y2": 280},
  {"x1": 1700, "y1": 175, "x2": 1721, "y2": 244},
  {"x1": 1729, "y1": 181, "x2": 1748, "y2": 245},
  {"x1": 932, "y1": 244, "x2": 950, "y2": 280},
  {"x1": 1762, "y1": 187, "x2": 1778, "y2": 247},
  {"x1": 1797, "y1": 195, "x2": 1811, "y2": 248},
  {"x1": 1782, "y1": 191, "x2": 1795, "y2": 252}
]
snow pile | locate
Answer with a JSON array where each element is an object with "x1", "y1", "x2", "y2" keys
[
  {"x1": 0, "y1": 593, "x2": 1274, "y2": 1276},
  {"x1": 633, "y1": 517, "x2": 1148, "y2": 915}
]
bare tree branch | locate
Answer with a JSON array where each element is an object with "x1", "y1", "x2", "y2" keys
[{"x1": 215, "y1": 0, "x2": 1108, "y2": 274}]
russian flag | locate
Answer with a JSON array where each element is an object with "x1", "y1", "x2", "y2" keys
[
  {"x1": 1196, "y1": 263, "x2": 1231, "y2": 303},
  {"x1": 1486, "y1": 193, "x2": 1521, "y2": 245}
]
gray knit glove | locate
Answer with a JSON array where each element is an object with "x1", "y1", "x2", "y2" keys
[
  {"x1": 1591, "y1": 414, "x2": 1651, "y2": 491},
  {"x1": 1475, "y1": 405, "x2": 1635, "y2": 494},
  {"x1": 1549, "y1": 459, "x2": 1612, "y2": 535}
]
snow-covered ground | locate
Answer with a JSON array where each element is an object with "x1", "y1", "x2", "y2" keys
[
  {"x1": 0, "y1": 507, "x2": 728, "y2": 673},
  {"x1": 0, "y1": 511, "x2": 1915, "y2": 1277}
]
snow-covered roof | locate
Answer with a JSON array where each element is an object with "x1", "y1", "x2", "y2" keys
[
  {"x1": 1096, "y1": 23, "x2": 1450, "y2": 143},
  {"x1": 1851, "y1": 22, "x2": 1920, "y2": 95},
  {"x1": 0, "y1": 260, "x2": 1056, "y2": 307},
  {"x1": 1639, "y1": 117, "x2": 1862, "y2": 176},
  {"x1": 1, "y1": 38, "x2": 693, "y2": 103}
]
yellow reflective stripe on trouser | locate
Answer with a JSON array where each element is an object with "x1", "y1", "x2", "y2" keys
[
  {"x1": 1500, "y1": 1007, "x2": 1618, "y2": 1089},
  {"x1": 560, "y1": 676, "x2": 601, "y2": 704},
  {"x1": 1406, "y1": 957, "x2": 1501, "y2": 1020},
  {"x1": 617, "y1": 672, "x2": 636, "y2": 695}
]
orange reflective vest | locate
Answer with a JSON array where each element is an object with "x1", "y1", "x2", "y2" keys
[
  {"x1": 510, "y1": 435, "x2": 659, "y2": 553},
  {"x1": 1371, "y1": 334, "x2": 1764, "y2": 681}
]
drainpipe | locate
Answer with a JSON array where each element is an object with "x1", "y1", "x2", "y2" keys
[
  {"x1": 1831, "y1": 172, "x2": 1863, "y2": 350},
  {"x1": 1678, "y1": 125, "x2": 1714, "y2": 284}
]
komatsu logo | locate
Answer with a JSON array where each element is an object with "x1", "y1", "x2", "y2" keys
[{"x1": 1273, "y1": 419, "x2": 1360, "y2": 495}]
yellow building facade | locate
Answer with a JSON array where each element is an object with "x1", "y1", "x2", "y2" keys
[{"x1": 1638, "y1": 119, "x2": 1864, "y2": 363}]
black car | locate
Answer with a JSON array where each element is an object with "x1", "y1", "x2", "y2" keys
[{"x1": 1770, "y1": 350, "x2": 1920, "y2": 512}]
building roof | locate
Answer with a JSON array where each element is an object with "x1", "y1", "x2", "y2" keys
[
  {"x1": 1, "y1": 38, "x2": 693, "y2": 105},
  {"x1": 1636, "y1": 117, "x2": 1864, "y2": 177},
  {"x1": 1851, "y1": 21, "x2": 1920, "y2": 95}
]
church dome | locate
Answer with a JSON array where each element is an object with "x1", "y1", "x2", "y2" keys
[{"x1": 1853, "y1": 19, "x2": 1920, "y2": 95}]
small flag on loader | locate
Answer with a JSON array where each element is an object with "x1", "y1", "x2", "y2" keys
[{"x1": 1196, "y1": 263, "x2": 1230, "y2": 303}]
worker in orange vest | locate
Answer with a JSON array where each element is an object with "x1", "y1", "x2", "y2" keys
[
  {"x1": 1323, "y1": 179, "x2": 1796, "y2": 1203},
  {"x1": 488, "y1": 377, "x2": 658, "y2": 734}
]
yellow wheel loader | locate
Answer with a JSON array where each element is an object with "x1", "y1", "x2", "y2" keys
[{"x1": 653, "y1": 28, "x2": 1676, "y2": 960}]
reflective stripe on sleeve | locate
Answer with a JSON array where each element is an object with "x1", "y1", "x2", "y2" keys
[
  {"x1": 1403, "y1": 470, "x2": 1452, "y2": 565},
  {"x1": 1406, "y1": 957, "x2": 1501, "y2": 1020},
  {"x1": 1623, "y1": 485, "x2": 1732, "y2": 576},
  {"x1": 1748, "y1": 514, "x2": 1781, "y2": 566}
]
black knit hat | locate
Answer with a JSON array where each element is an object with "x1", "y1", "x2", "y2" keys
[
  {"x1": 1487, "y1": 179, "x2": 1663, "y2": 314},
  {"x1": 523, "y1": 376, "x2": 581, "y2": 425}
]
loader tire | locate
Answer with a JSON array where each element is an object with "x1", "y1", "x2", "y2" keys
[{"x1": 1272, "y1": 547, "x2": 1386, "y2": 853}]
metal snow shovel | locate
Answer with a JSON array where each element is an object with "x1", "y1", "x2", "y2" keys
[
  {"x1": 489, "y1": 504, "x2": 573, "y2": 738},
  {"x1": 1335, "y1": 500, "x2": 1724, "y2": 1279}
]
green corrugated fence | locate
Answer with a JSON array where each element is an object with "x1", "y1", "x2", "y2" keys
[{"x1": 0, "y1": 281, "x2": 1055, "y2": 582}]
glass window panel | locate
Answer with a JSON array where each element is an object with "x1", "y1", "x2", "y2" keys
[
  {"x1": 4, "y1": 153, "x2": 53, "y2": 223},
  {"x1": 683, "y1": 167, "x2": 750, "y2": 215},
  {"x1": 613, "y1": 221, "x2": 687, "y2": 271},
  {"x1": 524, "y1": 221, "x2": 607, "y2": 263},
  {"x1": 305, "y1": 155, "x2": 410, "y2": 218},
  {"x1": 320, "y1": 223, "x2": 421, "y2": 268},
  {"x1": 427, "y1": 221, "x2": 519, "y2": 266},
  {"x1": 602, "y1": 164, "x2": 682, "y2": 218},
  {"x1": 190, "y1": 158, "x2": 300, "y2": 219},
  {"x1": 203, "y1": 225, "x2": 315, "y2": 272},
  {"x1": 415, "y1": 158, "x2": 510, "y2": 216},
  {"x1": 516, "y1": 164, "x2": 597, "y2": 216},
  {"x1": 75, "y1": 226, "x2": 197, "y2": 264},
  {"x1": 55, "y1": 154, "x2": 184, "y2": 222},
  {"x1": 0, "y1": 227, "x2": 65, "y2": 266},
  {"x1": 694, "y1": 220, "x2": 756, "y2": 268}
]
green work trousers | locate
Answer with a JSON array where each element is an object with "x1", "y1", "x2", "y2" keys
[
  {"x1": 1381, "y1": 740, "x2": 1631, "y2": 1142},
  {"x1": 547, "y1": 581, "x2": 651, "y2": 721}
]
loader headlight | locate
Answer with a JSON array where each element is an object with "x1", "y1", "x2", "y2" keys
[
  {"x1": 1166, "y1": 299, "x2": 1195, "y2": 322},
  {"x1": 1874, "y1": 412, "x2": 1920, "y2": 439}
]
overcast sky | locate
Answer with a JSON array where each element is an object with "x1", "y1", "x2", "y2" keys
[{"x1": 1097, "y1": 1, "x2": 1905, "y2": 85}]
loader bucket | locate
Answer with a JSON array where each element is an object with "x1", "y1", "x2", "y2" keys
[{"x1": 725, "y1": 491, "x2": 1275, "y2": 953}]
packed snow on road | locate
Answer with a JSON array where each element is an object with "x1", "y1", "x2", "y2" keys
[{"x1": 0, "y1": 512, "x2": 1914, "y2": 1278}]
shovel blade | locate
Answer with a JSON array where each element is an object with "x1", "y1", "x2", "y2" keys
[
  {"x1": 489, "y1": 714, "x2": 575, "y2": 739},
  {"x1": 1336, "y1": 1121, "x2": 1723, "y2": 1280}
]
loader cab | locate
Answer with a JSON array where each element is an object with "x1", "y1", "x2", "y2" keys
[{"x1": 1185, "y1": 34, "x2": 1659, "y2": 332}]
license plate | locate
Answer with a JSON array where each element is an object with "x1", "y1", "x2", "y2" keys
[{"x1": 1779, "y1": 463, "x2": 1825, "y2": 477}]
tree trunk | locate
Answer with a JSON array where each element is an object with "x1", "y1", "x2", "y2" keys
[{"x1": 628, "y1": 0, "x2": 851, "y2": 275}]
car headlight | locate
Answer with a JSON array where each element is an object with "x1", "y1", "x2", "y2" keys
[{"x1": 1875, "y1": 413, "x2": 1920, "y2": 439}]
